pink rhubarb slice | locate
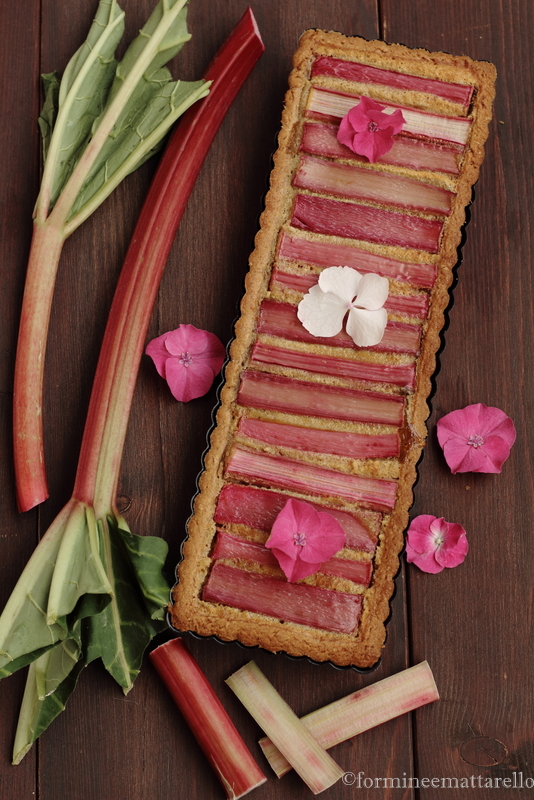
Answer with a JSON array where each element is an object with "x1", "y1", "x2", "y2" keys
[
  {"x1": 311, "y1": 56, "x2": 474, "y2": 110},
  {"x1": 250, "y1": 341, "x2": 415, "y2": 389},
  {"x1": 277, "y1": 231, "x2": 437, "y2": 288},
  {"x1": 212, "y1": 530, "x2": 373, "y2": 586},
  {"x1": 293, "y1": 154, "x2": 454, "y2": 215},
  {"x1": 292, "y1": 193, "x2": 444, "y2": 254},
  {"x1": 301, "y1": 121, "x2": 461, "y2": 175},
  {"x1": 258, "y1": 299, "x2": 421, "y2": 354},
  {"x1": 203, "y1": 562, "x2": 363, "y2": 634},
  {"x1": 271, "y1": 268, "x2": 429, "y2": 319},
  {"x1": 238, "y1": 415, "x2": 400, "y2": 459},
  {"x1": 306, "y1": 87, "x2": 472, "y2": 146},
  {"x1": 225, "y1": 446, "x2": 398, "y2": 510},
  {"x1": 214, "y1": 484, "x2": 379, "y2": 553},
  {"x1": 237, "y1": 370, "x2": 404, "y2": 427}
]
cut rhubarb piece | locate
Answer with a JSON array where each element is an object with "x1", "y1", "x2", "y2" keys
[
  {"x1": 225, "y1": 447, "x2": 398, "y2": 510},
  {"x1": 238, "y1": 415, "x2": 400, "y2": 459},
  {"x1": 204, "y1": 563, "x2": 363, "y2": 635},
  {"x1": 271, "y1": 268, "x2": 430, "y2": 319},
  {"x1": 301, "y1": 121, "x2": 461, "y2": 175},
  {"x1": 237, "y1": 371, "x2": 404, "y2": 427},
  {"x1": 214, "y1": 484, "x2": 379, "y2": 553},
  {"x1": 306, "y1": 87, "x2": 472, "y2": 146},
  {"x1": 150, "y1": 638, "x2": 267, "y2": 800},
  {"x1": 250, "y1": 341, "x2": 415, "y2": 389},
  {"x1": 312, "y1": 57, "x2": 474, "y2": 109},
  {"x1": 226, "y1": 661, "x2": 345, "y2": 794},
  {"x1": 293, "y1": 154, "x2": 454, "y2": 215},
  {"x1": 277, "y1": 231, "x2": 437, "y2": 288},
  {"x1": 259, "y1": 661, "x2": 439, "y2": 778},
  {"x1": 292, "y1": 193, "x2": 443, "y2": 254},
  {"x1": 258, "y1": 299, "x2": 421, "y2": 354},
  {"x1": 212, "y1": 530, "x2": 373, "y2": 586}
]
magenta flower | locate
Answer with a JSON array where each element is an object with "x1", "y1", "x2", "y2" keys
[
  {"x1": 406, "y1": 515, "x2": 468, "y2": 574},
  {"x1": 266, "y1": 498, "x2": 346, "y2": 582},
  {"x1": 145, "y1": 324, "x2": 226, "y2": 402},
  {"x1": 337, "y1": 96, "x2": 405, "y2": 162},
  {"x1": 436, "y1": 403, "x2": 516, "y2": 474}
]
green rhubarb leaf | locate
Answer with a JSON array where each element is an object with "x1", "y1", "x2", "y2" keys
[
  {"x1": 37, "y1": 72, "x2": 60, "y2": 162},
  {"x1": 43, "y1": 0, "x2": 125, "y2": 209},
  {"x1": 83, "y1": 515, "x2": 169, "y2": 692}
]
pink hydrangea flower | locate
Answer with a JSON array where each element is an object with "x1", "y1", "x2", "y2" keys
[
  {"x1": 337, "y1": 96, "x2": 405, "y2": 162},
  {"x1": 145, "y1": 324, "x2": 225, "y2": 402},
  {"x1": 436, "y1": 403, "x2": 516, "y2": 474},
  {"x1": 406, "y1": 515, "x2": 468, "y2": 574},
  {"x1": 266, "y1": 498, "x2": 346, "y2": 582}
]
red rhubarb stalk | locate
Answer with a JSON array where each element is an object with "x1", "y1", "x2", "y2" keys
[
  {"x1": 250, "y1": 341, "x2": 416, "y2": 389},
  {"x1": 311, "y1": 57, "x2": 474, "y2": 109},
  {"x1": 225, "y1": 446, "x2": 398, "y2": 510},
  {"x1": 212, "y1": 529, "x2": 373, "y2": 586},
  {"x1": 150, "y1": 638, "x2": 267, "y2": 799},
  {"x1": 293, "y1": 154, "x2": 454, "y2": 215},
  {"x1": 301, "y1": 121, "x2": 461, "y2": 175},
  {"x1": 277, "y1": 231, "x2": 437, "y2": 288},
  {"x1": 204, "y1": 563, "x2": 363, "y2": 635},
  {"x1": 214, "y1": 484, "x2": 379, "y2": 553},
  {"x1": 292, "y1": 193, "x2": 444, "y2": 253},
  {"x1": 259, "y1": 661, "x2": 440, "y2": 778},
  {"x1": 258, "y1": 299, "x2": 422, "y2": 354},
  {"x1": 306, "y1": 87, "x2": 472, "y2": 145},
  {"x1": 237, "y1": 371, "x2": 405, "y2": 427}
]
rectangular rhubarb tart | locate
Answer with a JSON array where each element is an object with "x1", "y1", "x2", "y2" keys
[{"x1": 171, "y1": 31, "x2": 496, "y2": 667}]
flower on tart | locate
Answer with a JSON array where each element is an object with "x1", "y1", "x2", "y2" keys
[
  {"x1": 297, "y1": 266, "x2": 389, "y2": 347},
  {"x1": 406, "y1": 515, "x2": 468, "y2": 574},
  {"x1": 436, "y1": 403, "x2": 516, "y2": 474},
  {"x1": 145, "y1": 324, "x2": 226, "y2": 402},
  {"x1": 337, "y1": 96, "x2": 406, "y2": 162},
  {"x1": 266, "y1": 498, "x2": 346, "y2": 582}
]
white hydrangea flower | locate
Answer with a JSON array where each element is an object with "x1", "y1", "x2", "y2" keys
[{"x1": 297, "y1": 266, "x2": 389, "y2": 347}]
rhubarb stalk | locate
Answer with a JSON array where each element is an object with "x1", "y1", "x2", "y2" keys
[
  {"x1": 2, "y1": 8, "x2": 264, "y2": 762},
  {"x1": 258, "y1": 662, "x2": 439, "y2": 778},
  {"x1": 226, "y1": 661, "x2": 345, "y2": 794},
  {"x1": 14, "y1": 0, "x2": 211, "y2": 512},
  {"x1": 150, "y1": 639, "x2": 267, "y2": 799}
]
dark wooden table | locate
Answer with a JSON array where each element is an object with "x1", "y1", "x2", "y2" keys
[{"x1": 1, "y1": 1, "x2": 532, "y2": 798}]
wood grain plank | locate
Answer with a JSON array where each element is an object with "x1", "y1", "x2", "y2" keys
[{"x1": 382, "y1": 0, "x2": 534, "y2": 795}]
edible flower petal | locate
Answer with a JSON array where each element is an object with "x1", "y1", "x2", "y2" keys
[
  {"x1": 406, "y1": 515, "x2": 468, "y2": 574},
  {"x1": 337, "y1": 96, "x2": 405, "y2": 162},
  {"x1": 266, "y1": 498, "x2": 346, "y2": 582},
  {"x1": 146, "y1": 324, "x2": 226, "y2": 402},
  {"x1": 297, "y1": 266, "x2": 389, "y2": 347},
  {"x1": 436, "y1": 403, "x2": 516, "y2": 474}
]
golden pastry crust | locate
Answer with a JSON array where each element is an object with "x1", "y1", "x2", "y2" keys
[{"x1": 171, "y1": 31, "x2": 496, "y2": 667}]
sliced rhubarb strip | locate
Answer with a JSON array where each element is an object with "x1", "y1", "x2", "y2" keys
[
  {"x1": 301, "y1": 121, "x2": 461, "y2": 175},
  {"x1": 306, "y1": 87, "x2": 471, "y2": 146},
  {"x1": 292, "y1": 193, "x2": 443, "y2": 254},
  {"x1": 251, "y1": 341, "x2": 415, "y2": 389},
  {"x1": 237, "y1": 371, "x2": 404, "y2": 427},
  {"x1": 312, "y1": 57, "x2": 473, "y2": 109},
  {"x1": 277, "y1": 231, "x2": 437, "y2": 288},
  {"x1": 212, "y1": 530, "x2": 373, "y2": 586},
  {"x1": 225, "y1": 447, "x2": 398, "y2": 510},
  {"x1": 150, "y1": 638, "x2": 267, "y2": 800},
  {"x1": 214, "y1": 484, "x2": 379, "y2": 553},
  {"x1": 238, "y1": 415, "x2": 400, "y2": 459},
  {"x1": 204, "y1": 562, "x2": 363, "y2": 635},
  {"x1": 293, "y1": 154, "x2": 454, "y2": 216},
  {"x1": 226, "y1": 661, "x2": 345, "y2": 794},
  {"x1": 271, "y1": 269, "x2": 429, "y2": 318},
  {"x1": 259, "y1": 661, "x2": 439, "y2": 778},
  {"x1": 258, "y1": 299, "x2": 421, "y2": 354}
]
